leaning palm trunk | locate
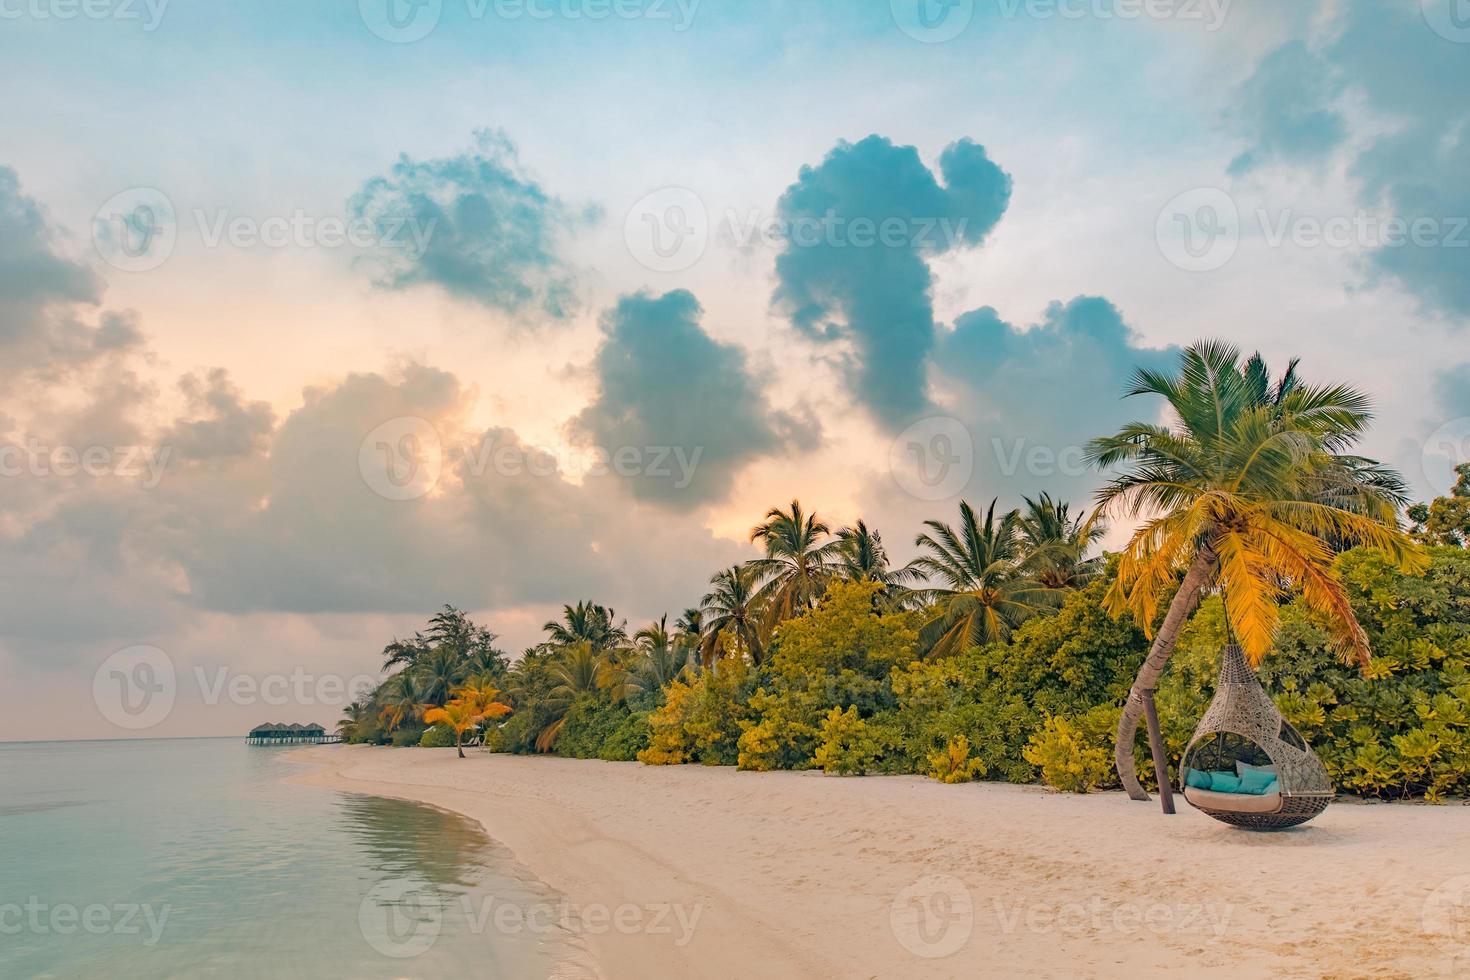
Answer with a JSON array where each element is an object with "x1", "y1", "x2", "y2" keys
[{"x1": 1115, "y1": 549, "x2": 1215, "y2": 800}]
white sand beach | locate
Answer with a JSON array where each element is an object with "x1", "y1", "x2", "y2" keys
[{"x1": 292, "y1": 745, "x2": 1470, "y2": 979}]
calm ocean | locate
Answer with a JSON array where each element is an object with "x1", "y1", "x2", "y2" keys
[{"x1": 0, "y1": 738, "x2": 585, "y2": 979}]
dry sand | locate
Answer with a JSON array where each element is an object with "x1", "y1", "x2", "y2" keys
[{"x1": 291, "y1": 745, "x2": 1470, "y2": 979}]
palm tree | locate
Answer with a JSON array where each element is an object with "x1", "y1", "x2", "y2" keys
[
  {"x1": 1087, "y1": 341, "x2": 1422, "y2": 802},
  {"x1": 748, "y1": 500, "x2": 843, "y2": 629},
  {"x1": 542, "y1": 601, "x2": 629, "y2": 650},
  {"x1": 411, "y1": 645, "x2": 470, "y2": 707},
  {"x1": 700, "y1": 565, "x2": 767, "y2": 666},
  {"x1": 627, "y1": 617, "x2": 691, "y2": 694},
  {"x1": 908, "y1": 499, "x2": 1059, "y2": 657},
  {"x1": 336, "y1": 699, "x2": 371, "y2": 743},
  {"x1": 534, "y1": 642, "x2": 618, "y2": 751},
  {"x1": 674, "y1": 608, "x2": 704, "y2": 666},
  {"x1": 1018, "y1": 493, "x2": 1106, "y2": 590},
  {"x1": 375, "y1": 672, "x2": 424, "y2": 733},
  {"x1": 425, "y1": 683, "x2": 512, "y2": 758},
  {"x1": 835, "y1": 520, "x2": 923, "y2": 600}
]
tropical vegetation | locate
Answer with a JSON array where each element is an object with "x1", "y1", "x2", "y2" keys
[{"x1": 336, "y1": 344, "x2": 1469, "y2": 802}]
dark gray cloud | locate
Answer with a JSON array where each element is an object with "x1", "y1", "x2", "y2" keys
[
  {"x1": 161, "y1": 369, "x2": 276, "y2": 463},
  {"x1": 569, "y1": 289, "x2": 818, "y2": 509},
  {"x1": 350, "y1": 129, "x2": 595, "y2": 320},
  {"x1": 1228, "y1": 4, "x2": 1470, "y2": 318},
  {"x1": 772, "y1": 135, "x2": 1012, "y2": 429},
  {"x1": 932, "y1": 295, "x2": 1179, "y2": 502}
]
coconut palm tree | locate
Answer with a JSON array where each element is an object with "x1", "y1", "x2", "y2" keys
[
  {"x1": 748, "y1": 500, "x2": 843, "y2": 629},
  {"x1": 375, "y1": 672, "x2": 424, "y2": 734},
  {"x1": 627, "y1": 617, "x2": 691, "y2": 694},
  {"x1": 1018, "y1": 493, "x2": 1106, "y2": 590},
  {"x1": 1087, "y1": 341, "x2": 1422, "y2": 802},
  {"x1": 336, "y1": 699, "x2": 371, "y2": 743},
  {"x1": 700, "y1": 565, "x2": 767, "y2": 666},
  {"x1": 412, "y1": 645, "x2": 469, "y2": 708},
  {"x1": 674, "y1": 608, "x2": 704, "y2": 665},
  {"x1": 835, "y1": 520, "x2": 923, "y2": 596},
  {"x1": 542, "y1": 601, "x2": 629, "y2": 651},
  {"x1": 908, "y1": 499, "x2": 1059, "y2": 657},
  {"x1": 533, "y1": 642, "x2": 618, "y2": 751},
  {"x1": 423, "y1": 688, "x2": 513, "y2": 759}
]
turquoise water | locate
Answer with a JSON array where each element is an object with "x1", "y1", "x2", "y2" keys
[{"x1": 0, "y1": 739, "x2": 580, "y2": 979}]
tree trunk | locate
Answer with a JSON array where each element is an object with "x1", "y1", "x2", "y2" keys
[
  {"x1": 456, "y1": 733, "x2": 465, "y2": 759},
  {"x1": 1115, "y1": 548, "x2": 1216, "y2": 801}
]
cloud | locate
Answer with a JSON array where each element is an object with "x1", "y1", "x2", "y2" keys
[
  {"x1": 1227, "y1": 3, "x2": 1470, "y2": 319},
  {"x1": 931, "y1": 295, "x2": 1179, "y2": 502},
  {"x1": 1226, "y1": 41, "x2": 1345, "y2": 177},
  {"x1": 349, "y1": 130, "x2": 596, "y2": 320},
  {"x1": 0, "y1": 165, "x2": 142, "y2": 377},
  {"x1": 569, "y1": 290, "x2": 818, "y2": 509},
  {"x1": 161, "y1": 369, "x2": 276, "y2": 463},
  {"x1": 771, "y1": 135, "x2": 1012, "y2": 429}
]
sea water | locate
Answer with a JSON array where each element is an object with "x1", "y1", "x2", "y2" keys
[{"x1": 0, "y1": 738, "x2": 583, "y2": 979}]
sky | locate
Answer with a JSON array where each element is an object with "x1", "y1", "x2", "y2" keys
[{"x1": 2, "y1": 0, "x2": 1468, "y2": 739}]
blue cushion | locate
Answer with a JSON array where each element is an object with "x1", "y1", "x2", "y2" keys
[
  {"x1": 1238, "y1": 767, "x2": 1279, "y2": 795},
  {"x1": 1208, "y1": 772, "x2": 1243, "y2": 793},
  {"x1": 1184, "y1": 768, "x2": 1212, "y2": 789}
]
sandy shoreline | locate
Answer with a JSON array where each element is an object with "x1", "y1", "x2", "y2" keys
[{"x1": 290, "y1": 745, "x2": 1470, "y2": 979}]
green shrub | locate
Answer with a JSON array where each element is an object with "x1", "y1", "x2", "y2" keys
[
  {"x1": 419, "y1": 725, "x2": 457, "y2": 748},
  {"x1": 812, "y1": 706, "x2": 884, "y2": 775},
  {"x1": 1023, "y1": 709, "x2": 1117, "y2": 792}
]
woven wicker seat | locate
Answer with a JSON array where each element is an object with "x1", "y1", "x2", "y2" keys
[{"x1": 1177, "y1": 645, "x2": 1333, "y2": 830}]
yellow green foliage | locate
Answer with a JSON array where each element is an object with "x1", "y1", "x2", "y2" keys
[
  {"x1": 1022, "y1": 709, "x2": 1117, "y2": 792},
  {"x1": 639, "y1": 656, "x2": 753, "y2": 766},
  {"x1": 927, "y1": 735, "x2": 986, "y2": 783},
  {"x1": 735, "y1": 580, "x2": 919, "y2": 770},
  {"x1": 812, "y1": 706, "x2": 884, "y2": 775}
]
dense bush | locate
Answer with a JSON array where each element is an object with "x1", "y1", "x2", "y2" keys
[{"x1": 419, "y1": 725, "x2": 456, "y2": 748}]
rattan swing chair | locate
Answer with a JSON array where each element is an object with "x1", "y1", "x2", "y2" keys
[{"x1": 1177, "y1": 644, "x2": 1334, "y2": 830}]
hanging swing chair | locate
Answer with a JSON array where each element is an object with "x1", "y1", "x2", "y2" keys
[{"x1": 1177, "y1": 645, "x2": 1334, "y2": 830}]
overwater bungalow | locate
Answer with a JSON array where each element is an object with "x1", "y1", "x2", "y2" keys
[{"x1": 246, "y1": 722, "x2": 337, "y2": 745}]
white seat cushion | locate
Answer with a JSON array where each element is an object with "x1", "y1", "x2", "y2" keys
[{"x1": 1184, "y1": 786, "x2": 1284, "y2": 814}]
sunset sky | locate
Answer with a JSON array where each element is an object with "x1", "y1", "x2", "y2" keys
[{"x1": 3, "y1": 0, "x2": 1468, "y2": 739}]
